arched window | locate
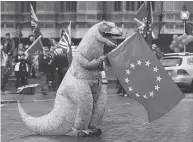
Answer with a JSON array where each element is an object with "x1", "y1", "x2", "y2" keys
[
  {"x1": 60, "y1": 1, "x2": 77, "y2": 12},
  {"x1": 114, "y1": 1, "x2": 122, "y2": 11},
  {"x1": 126, "y1": 1, "x2": 135, "y2": 11}
]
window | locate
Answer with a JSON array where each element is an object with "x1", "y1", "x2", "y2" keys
[
  {"x1": 87, "y1": 15, "x2": 96, "y2": 20},
  {"x1": 1, "y1": 15, "x2": 5, "y2": 21},
  {"x1": 151, "y1": 1, "x2": 155, "y2": 11},
  {"x1": 126, "y1": 1, "x2": 135, "y2": 11},
  {"x1": 23, "y1": 22, "x2": 31, "y2": 28},
  {"x1": 78, "y1": 23, "x2": 86, "y2": 28},
  {"x1": 114, "y1": 1, "x2": 122, "y2": 11},
  {"x1": 77, "y1": 14, "x2": 86, "y2": 21},
  {"x1": 40, "y1": 23, "x2": 44, "y2": 28},
  {"x1": 77, "y1": 1, "x2": 86, "y2": 12},
  {"x1": 166, "y1": 14, "x2": 174, "y2": 20},
  {"x1": 175, "y1": 24, "x2": 181, "y2": 29},
  {"x1": 5, "y1": 15, "x2": 15, "y2": 21},
  {"x1": 1, "y1": 1, "x2": 15, "y2": 12},
  {"x1": 5, "y1": 23, "x2": 15, "y2": 28},
  {"x1": 164, "y1": 1, "x2": 175, "y2": 12},
  {"x1": 166, "y1": 23, "x2": 173, "y2": 29},
  {"x1": 87, "y1": 23, "x2": 93, "y2": 28},
  {"x1": 71, "y1": 23, "x2": 76, "y2": 29},
  {"x1": 187, "y1": 57, "x2": 193, "y2": 65},
  {"x1": 45, "y1": 23, "x2": 54, "y2": 28},
  {"x1": 87, "y1": 1, "x2": 97, "y2": 11},
  {"x1": 160, "y1": 58, "x2": 182, "y2": 67},
  {"x1": 61, "y1": 1, "x2": 76, "y2": 12},
  {"x1": 97, "y1": 14, "x2": 102, "y2": 20},
  {"x1": 175, "y1": 14, "x2": 181, "y2": 20},
  {"x1": 1, "y1": 24, "x2": 5, "y2": 28},
  {"x1": 55, "y1": 23, "x2": 61, "y2": 29},
  {"x1": 180, "y1": 24, "x2": 184, "y2": 29},
  {"x1": 137, "y1": 1, "x2": 144, "y2": 10},
  {"x1": 45, "y1": 15, "x2": 54, "y2": 20}
]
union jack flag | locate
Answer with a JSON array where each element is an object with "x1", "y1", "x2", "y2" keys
[
  {"x1": 30, "y1": 4, "x2": 42, "y2": 39},
  {"x1": 58, "y1": 22, "x2": 73, "y2": 65},
  {"x1": 58, "y1": 22, "x2": 71, "y2": 53}
]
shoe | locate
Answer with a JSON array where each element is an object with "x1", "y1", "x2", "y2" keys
[
  {"x1": 124, "y1": 94, "x2": 128, "y2": 97},
  {"x1": 77, "y1": 131, "x2": 89, "y2": 137}
]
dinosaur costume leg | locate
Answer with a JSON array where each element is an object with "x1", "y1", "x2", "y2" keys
[
  {"x1": 73, "y1": 81, "x2": 93, "y2": 131},
  {"x1": 89, "y1": 82, "x2": 108, "y2": 128}
]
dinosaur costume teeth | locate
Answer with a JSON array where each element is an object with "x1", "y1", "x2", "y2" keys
[{"x1": 18, "y1": 21, "x2": 122, "y2": 136}]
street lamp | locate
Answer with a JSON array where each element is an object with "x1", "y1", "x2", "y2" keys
[{"x1": 180, "y1": 4, "x2": 189, "y2": 52}]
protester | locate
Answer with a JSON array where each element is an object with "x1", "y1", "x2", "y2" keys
[
  {"x1": 152, "y1": 44, "x2": 164, "y2": 59},
  {"x1": 25, "y1": 35, "x2": 36, "y2": 78},
  {"x1": 1, "y1": 33, "x2": 15, "y2": 72},
  {"x1": 1, "y1": 45, "x2": 9, "y2": 92},
  {"x1": 52, "y1": 47, "x2": 69, "y2": 89},
  {"x1": 36, "y1": 46, "x2": 52, "y2": 95},
  {"x1": 116, "y1": 79, "x2": 127, "y2": 97},
  {"x1": 13, "y1": 43, "x2": 29, "y2": 90}
]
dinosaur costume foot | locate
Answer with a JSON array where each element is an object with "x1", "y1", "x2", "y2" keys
[
  {"x1": 77, "y1": 127, "x2": 102, "y2": 137},
  {"x1": 89, "y1": 126, "x2": 102, "y2": 134}
]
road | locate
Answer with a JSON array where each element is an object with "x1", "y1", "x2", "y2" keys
[{"x1": 1, "y1": 90, "x2": 193, "y2": 142}]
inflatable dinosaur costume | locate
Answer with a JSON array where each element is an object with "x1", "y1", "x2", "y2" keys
[{"x1": 18, "y1": 21, "x2": 122, "y2": 136}]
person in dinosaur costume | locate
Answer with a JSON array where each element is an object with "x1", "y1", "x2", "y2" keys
[{"x1": 18, "y1": 21, "x2": 122, "y2": 137}]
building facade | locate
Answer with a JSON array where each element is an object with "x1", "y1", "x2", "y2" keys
[{"x1": 1, "y1": 1, "x2": 193, "y2": 39}]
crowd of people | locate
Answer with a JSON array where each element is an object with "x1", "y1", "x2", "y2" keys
[
  {"x1": 1, "y1": 33, "x2": 69, "y2": 94},
  {"x1": 1, "y1": 32, "x2": 163, "y2": 96}
]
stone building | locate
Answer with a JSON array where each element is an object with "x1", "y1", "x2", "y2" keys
[{"x1": 1, "y1": 1, "x2": 193, "y2": 52}]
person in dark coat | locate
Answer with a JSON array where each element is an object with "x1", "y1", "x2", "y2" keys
[
  {"x1": 13, "y1": 43, "x2": 29, "y2": 89},
  {"x1": 1, "y1": 45, "x2": 9, "y2": 92},
  {"x1": 24, "y1": 35, "x2": 36, "y2": 78},
  {"x1": 1, "y1": 33, "x2": 15, "y2": 72},
  {"x1": 35, "y1": 46, "x2": 52, "y2": 95},
  {"x1": 50, "y1": 46, "x2": 69, "y2": 89}
]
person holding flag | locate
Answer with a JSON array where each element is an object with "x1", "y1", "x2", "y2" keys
[
  {"x1": 21, "y1": 35, "x2": 44, "y2": 94},
  {"x1": 48, "y1": 22, "x2": 72, "y2": 89},
  {"x1": 13, "y1": 42, "x2": 29, "y2": 91}
]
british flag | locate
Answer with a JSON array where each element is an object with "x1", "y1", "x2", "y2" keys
[
  {"x1": 58, "y1": 22, "x2": 73, "y2": 65},
  {"x1": 30, "y1": 4, "x2": 42, "y2": 39},
  {"x1": 58, "y1": 22, "x2": 71, "y2": 53}
]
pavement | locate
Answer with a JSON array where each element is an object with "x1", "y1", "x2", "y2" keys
[{"x1": 1, "y1": 85, "x2": 193, "y2": 142}]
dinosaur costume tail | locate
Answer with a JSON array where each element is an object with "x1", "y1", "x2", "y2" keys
[{"x1": 18, "y1": 94, "x2": 74, "y2": 135}]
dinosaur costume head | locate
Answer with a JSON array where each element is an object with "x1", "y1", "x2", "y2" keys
[
  {"x1": 77, "y1": 21, "x2": 122, "y2": 60},
  {"x1": 98, "y1": 21, "x2": 122, "y2": 47}
]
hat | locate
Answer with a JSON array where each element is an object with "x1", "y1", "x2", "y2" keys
[
  {"x1": 5, "y1": 33, "x2": 10, "y2": 36},
  {"x1": 43, "y1": 46, "x2": 49, "y2": 51}
]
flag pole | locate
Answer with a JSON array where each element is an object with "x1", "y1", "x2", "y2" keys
[{"x1": 18, "y1": 27, "x2": 21, "y2": 43}]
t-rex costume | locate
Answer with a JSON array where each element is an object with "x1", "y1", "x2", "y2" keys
[{"x1": 18, "y1": 21, "x2": 122, "y2": 136}]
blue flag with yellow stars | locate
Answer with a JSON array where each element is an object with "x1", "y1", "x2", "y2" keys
[{"x1": 108, "y1": 32, "x2": 185, "y2": 122}]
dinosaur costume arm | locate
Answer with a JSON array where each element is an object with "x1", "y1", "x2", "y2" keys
[{"x1": 77, "y1": 52, "x2": 106, "y2": 70}]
